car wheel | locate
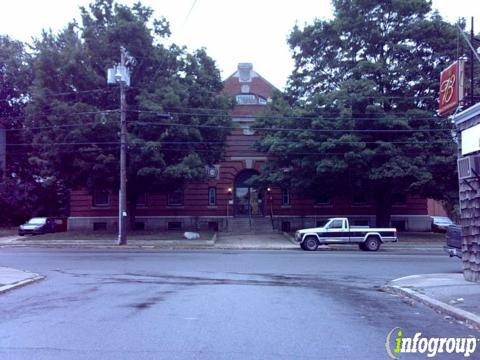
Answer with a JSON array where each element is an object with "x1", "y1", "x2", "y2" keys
[
  {"x1": 364, "y1": 236, "x2": 381, "y2": 251},
  {"x1": 303, "y1": 236, "x2": 319, "y2": 251}
]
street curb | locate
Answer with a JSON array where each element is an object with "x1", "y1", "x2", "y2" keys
[
  {"x1": 0, "y1": 244, "x2": 215, "y2": 250},
  {"x1": 0, "y1": 244, "x2": 445, "y2": 253},
  {"x1": 384, "y1": 285, "x2": 480, "y2": 330},
  {"x1": 0, "y1": 274, "x2": 45, "y2": 295},
  {"x1": 213, "y1": 246, "x2": 299, "y2": 250},
  {"x1": 0, "y1": 237, "x2": 217, "y2": 250}
]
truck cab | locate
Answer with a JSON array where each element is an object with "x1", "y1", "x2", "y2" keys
[{"x1": 322, "y1": 218, "x2": 350, "y2": 241}]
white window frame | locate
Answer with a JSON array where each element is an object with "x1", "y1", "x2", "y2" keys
[{"x1": 208, "y1": 187, "x2": 217, "y2": 206}]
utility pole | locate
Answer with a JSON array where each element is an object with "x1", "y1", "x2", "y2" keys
[
  {"x1": 107, "y1": 47, "x2": 130, "y2": 245},
  {"x1": 118, "y1": 47, "x2": 128, "y2": 245}
]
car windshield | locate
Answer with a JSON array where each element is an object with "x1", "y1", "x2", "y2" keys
[{"x1": 27, "y1": 218, "x2": 47, "y2": 225}]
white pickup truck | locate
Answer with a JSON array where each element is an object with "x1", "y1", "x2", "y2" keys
[{"x1": 294, "y1": 218, "x2": 397, "y2": 251}]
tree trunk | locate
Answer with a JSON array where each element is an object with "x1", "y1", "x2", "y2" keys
[{"x1": 374, "y1": 192, "x2": 392, "y2": 228}]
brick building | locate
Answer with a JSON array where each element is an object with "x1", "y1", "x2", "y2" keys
[{"x1": 68, "y1": 63, "x2": 433, "y2": 232}]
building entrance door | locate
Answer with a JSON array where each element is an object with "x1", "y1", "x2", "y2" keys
[
  {"x1": 249, "y1": 188, "x2": 261, "y2": 216},
  {"x1": 235, "y1": 187, "x2": 250, "y2": 216},
  {"x1": 234, "y1": 170, "x2": 263, "y2": 217}
]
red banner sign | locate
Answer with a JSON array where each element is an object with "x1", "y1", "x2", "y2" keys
[{"x1": 439, "y1": 61, "x2": 464, "y2": 116}]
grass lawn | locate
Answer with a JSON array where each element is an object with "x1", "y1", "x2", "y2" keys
[{"x1": 26, "y1": 230, "x2": 215, "y2": 241}]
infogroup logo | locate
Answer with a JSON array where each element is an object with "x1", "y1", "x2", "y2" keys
[{"x1": 385, "y1": 327, "x2": 478, "y2": 358}]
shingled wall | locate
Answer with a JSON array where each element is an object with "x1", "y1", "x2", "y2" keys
[{"x1": 455, "y1": 104, "x2": 480, "y2": 282}]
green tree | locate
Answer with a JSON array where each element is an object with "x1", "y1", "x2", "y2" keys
[
  {"x1": 0, "y1": 36, "x2": 31, "y2": 129},
  {"x1": 0, "y1": 36, "x2": 68, "y2": 225},
  {"x1": 0, "y1": 36, "x2": 37, "y2": 224},
  {"x1": 255, "y1": 0, "x2": 462, "y2": 226},
  {"x1": 25, "y1": 0, "x2": 232, "y2": 226}
]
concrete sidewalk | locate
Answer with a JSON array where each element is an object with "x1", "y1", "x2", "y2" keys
[
  {"x1": 215, "y1": 233, "x2": 298, "y2": 250},
  {"x1": 0, "y1": 267, "x2": 44, "y2": 294},
  {"x1": 0, "y1": 233, "x2": 297, "y2": 250},
  {"x1": 386, "y1": 274, "x2": 480, "y2": 329},
  {"x1": 0, "y1": 232, "x2": 447, "y2": 251}
]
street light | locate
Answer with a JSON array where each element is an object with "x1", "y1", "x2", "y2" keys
[
  {"x1": 226, "y1": 187, "x2": 232, "y2": 231},
  {"x1": 267, "y1": 187, "x2": 274, "y2": 230}
]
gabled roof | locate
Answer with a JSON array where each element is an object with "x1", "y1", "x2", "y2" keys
[{"x1": 223, "y1": 63, "x2": 277, "y2": 100}]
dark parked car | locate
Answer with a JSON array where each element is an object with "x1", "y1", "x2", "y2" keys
[
  {"x1": 431, "y1": 216, "x2": 454, "y2": 233},
  {"x1": 18, "y1": 217, "x2": 62, "y2": 236},
  {"x1": 444, "y1": 224, "x2": 462, "y2": 258}
]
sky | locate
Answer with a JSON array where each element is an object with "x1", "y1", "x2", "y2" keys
[{"x1": 1, "y1": 0, "x2": 479, "y2": 90}]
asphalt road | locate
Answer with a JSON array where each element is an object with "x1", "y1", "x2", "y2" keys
[{"x1": 0, "y1": 248, "x2": 476, "y2": 359}]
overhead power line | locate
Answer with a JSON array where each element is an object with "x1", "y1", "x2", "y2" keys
[
  {"x1": 1, "y1": 116, "x2": 452, "y2": 133},
  {"x1": 0, "y1": 147, "x2": 452, "y2": 158},
  {"x1": 5, "y1": 138, "x2": 455, "y2": 147},
  {"x1": 0, "y1": 88, "x2": 114, "y2": 103},
  {"x1": 183, "y1": 0, "x2": 198, "y2": 26},
  {"x1": 3, "y1": 109, "x2": 119, "y2": 121},
  {"x1": 2, "y1": 109, "x2": 445, "y2": 123},
  {"x1": 126, "y1": 103, "x2": 441, "y2": 117},
  {"x1": 133, "y1": 120, "x2": 452, "y2": 133},
  {"x1": 457, "y1": 23, "x2": 480, "y2": 65},
  {"x1": 7, "y1": 142, "x2": 121, "y2": 147},
  {"x1": 130, "y1": 109, "x2": 442, "y2": 121}
]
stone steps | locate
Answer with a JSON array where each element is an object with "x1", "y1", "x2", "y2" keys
[{"x1": 227, "y1": 217, "x2": 278, "y2": 233}]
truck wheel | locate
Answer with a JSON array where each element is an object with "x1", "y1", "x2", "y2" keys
[
  {"x1": 364, "y1": 236, "x2": 381, "y2": 251},
  {"x1": 303, "y1": 236, "x2": 319, "y2": 251}
]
